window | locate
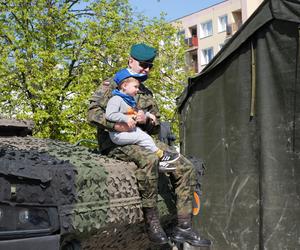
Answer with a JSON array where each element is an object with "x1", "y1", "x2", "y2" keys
[
  {"x1": 201, "y1": 47, "x2": 214, "y2": 65},
  {"x1": 189, "y1": 26, "x2": 197, "y2": 37},
  {"x1": 218, "y1": 15, "x2": 228, "y2": 32},
  {"x1": 199, "y1": 20, "x2": 213, "y2": 38},
  {"x1": 177, "y1": 30, "x2": 185, "y2": 38}
]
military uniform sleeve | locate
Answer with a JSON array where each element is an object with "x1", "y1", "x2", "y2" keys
[{"x1": 87, "y1": 79, "x2": 116, "y2": 131}]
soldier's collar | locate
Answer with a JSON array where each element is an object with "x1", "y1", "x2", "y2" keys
[{"x1": 138, "y1": 83, "x2": 147, "y2": 93}]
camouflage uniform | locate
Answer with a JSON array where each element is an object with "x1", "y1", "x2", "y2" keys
[{"x1": 87, "y1": 79, "x2": 196, "y2": 215}]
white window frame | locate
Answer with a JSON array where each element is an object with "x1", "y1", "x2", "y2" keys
[
  {"x1": 218, "y1": 14, "x2": 228, "y2": 33},
  {"x1": 199, "y1": 20, "x2": 213, "y2": 38},
  {"x1": 201, "y1": 47, "x2": 214, "y2": 65}
]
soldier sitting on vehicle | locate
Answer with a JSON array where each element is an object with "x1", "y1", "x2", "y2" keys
[{"x1": 88, "y1": 43, "x2": 211, "y2": 247}]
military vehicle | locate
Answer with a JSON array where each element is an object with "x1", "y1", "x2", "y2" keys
[{"x1": 0, "y1": 119, "x2": 205, "y2": 250}]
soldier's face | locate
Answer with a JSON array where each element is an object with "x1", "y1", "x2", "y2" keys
[{"x1": 128, "y1": 57, "x2": 153, "y2": 75}]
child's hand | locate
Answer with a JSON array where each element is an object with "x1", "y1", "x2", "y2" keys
[
  {"x1": 127, "y1": 117, "x2": 137, "y2": 129},
  {"x1": 136, "y1": 110, "x2": 147, "y2": 124}
]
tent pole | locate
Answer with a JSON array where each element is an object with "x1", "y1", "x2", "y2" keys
[
  {"x1": 292, "y1": 26, "x2": 300, "y2": 151},
  {"x1": 250, "y1": 41, "x2": 256, "y2": 119}
]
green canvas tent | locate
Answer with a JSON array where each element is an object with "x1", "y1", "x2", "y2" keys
[{"x1": 178, "y1": 0, "x2": 300, "y2": 249}]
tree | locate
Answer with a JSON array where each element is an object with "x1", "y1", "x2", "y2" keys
[{"x1": 0, "y1": 0, "x2": 191, "y2": 143}]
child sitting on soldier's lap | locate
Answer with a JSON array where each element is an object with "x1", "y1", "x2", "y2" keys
[{"x1": 105, "y1": 68, "x2": 180, "y2": 167}]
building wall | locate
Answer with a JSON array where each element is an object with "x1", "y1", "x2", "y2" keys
[
  {"x1": 172, "y1": 0, "x2": 263, "y2": 72},
  {"x1": 241, "y1": 0, "x2": 264, "y2": 21}
]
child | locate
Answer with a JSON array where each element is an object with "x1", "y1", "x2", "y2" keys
[{"x1": 105, "y1": 68, "x2": 180, "y2": 168}]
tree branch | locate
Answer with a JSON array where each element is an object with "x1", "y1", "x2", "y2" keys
[
  {"x1": 66, "y1": 0, "x2": 81, "y2": 10},
  {"x1": 0, "y1": 35, "x2": 13, "y2": 44}
]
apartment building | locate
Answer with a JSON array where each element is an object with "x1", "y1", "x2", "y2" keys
[{"x1": 172, "y1": 0, "x2": 263, "y2": 73}]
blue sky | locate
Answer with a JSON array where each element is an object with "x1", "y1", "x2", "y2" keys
[{"x1": 128, "y1": 0, "x2": 224, "y2": 21}]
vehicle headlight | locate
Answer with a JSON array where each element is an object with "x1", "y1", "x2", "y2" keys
[
  {"x1": 19, "y1": 209, "x2": 30, "y2": 224},
  {"x1": 0, "y1": 203, "x2": 59, "y2": 239},
  {"x1": 0, "y1": 208, "x2": 3, "y2": 221}
]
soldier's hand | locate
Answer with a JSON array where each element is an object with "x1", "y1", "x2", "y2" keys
[
  {"x1": 136, "y1": 110, "x2": 147, "y2": 124},
  {"x1": 127, "y1": 117, "x2": 137, "y2": 129},
  {"x1": 148, "y1": 113, "x2": 158, "y2": 125},
  {"x1": 114, "y1": 122, "x2": 130, "y2": 132}
]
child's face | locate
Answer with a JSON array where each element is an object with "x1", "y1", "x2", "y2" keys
[{"x1": 121, "y1": 78, "x2": 140, "y2": 96}]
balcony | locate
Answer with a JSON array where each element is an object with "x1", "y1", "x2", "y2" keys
[{"x1": 184, "y1": 35, "x2": 198, "y2": 47}]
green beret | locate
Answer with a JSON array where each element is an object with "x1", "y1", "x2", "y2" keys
[{"x1": 130, "y1": 43, "x2": 157, "y2": 62}]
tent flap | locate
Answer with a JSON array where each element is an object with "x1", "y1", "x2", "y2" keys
[
  {"x1": 179, "y1": 1, "x2": 300, "y2": 249},
  {"x1": 271, "y1": 0, "x2": 300, "y2": 22}
]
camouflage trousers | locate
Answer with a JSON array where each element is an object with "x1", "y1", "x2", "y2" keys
[{"x1": 107, "y1": 139, "x2": 197, "y2": 216}]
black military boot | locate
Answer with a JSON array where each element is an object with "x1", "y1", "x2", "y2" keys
[
  {"x1": 171, "y1": 214, "x2": 212, "y2": 247},
  {"x1": 143, "y1": 207, "x2": 168, "y2": 244}
]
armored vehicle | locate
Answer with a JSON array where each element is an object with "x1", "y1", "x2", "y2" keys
[{"x1": 0, "y1": 119, "x2": 204, "y2": 250}]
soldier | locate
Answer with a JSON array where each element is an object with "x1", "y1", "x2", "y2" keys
[{"x1": 87, "y1": 43, "x2": 211, "y2": 247}]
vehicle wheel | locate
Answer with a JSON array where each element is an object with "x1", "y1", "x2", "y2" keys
[{"x1": 61, "y1": 240, "x2": 81, "y2": 250}]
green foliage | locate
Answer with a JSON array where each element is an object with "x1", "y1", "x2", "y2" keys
[{"x1": 0, "y1": 0, "x2": 192, "y2": 143}]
